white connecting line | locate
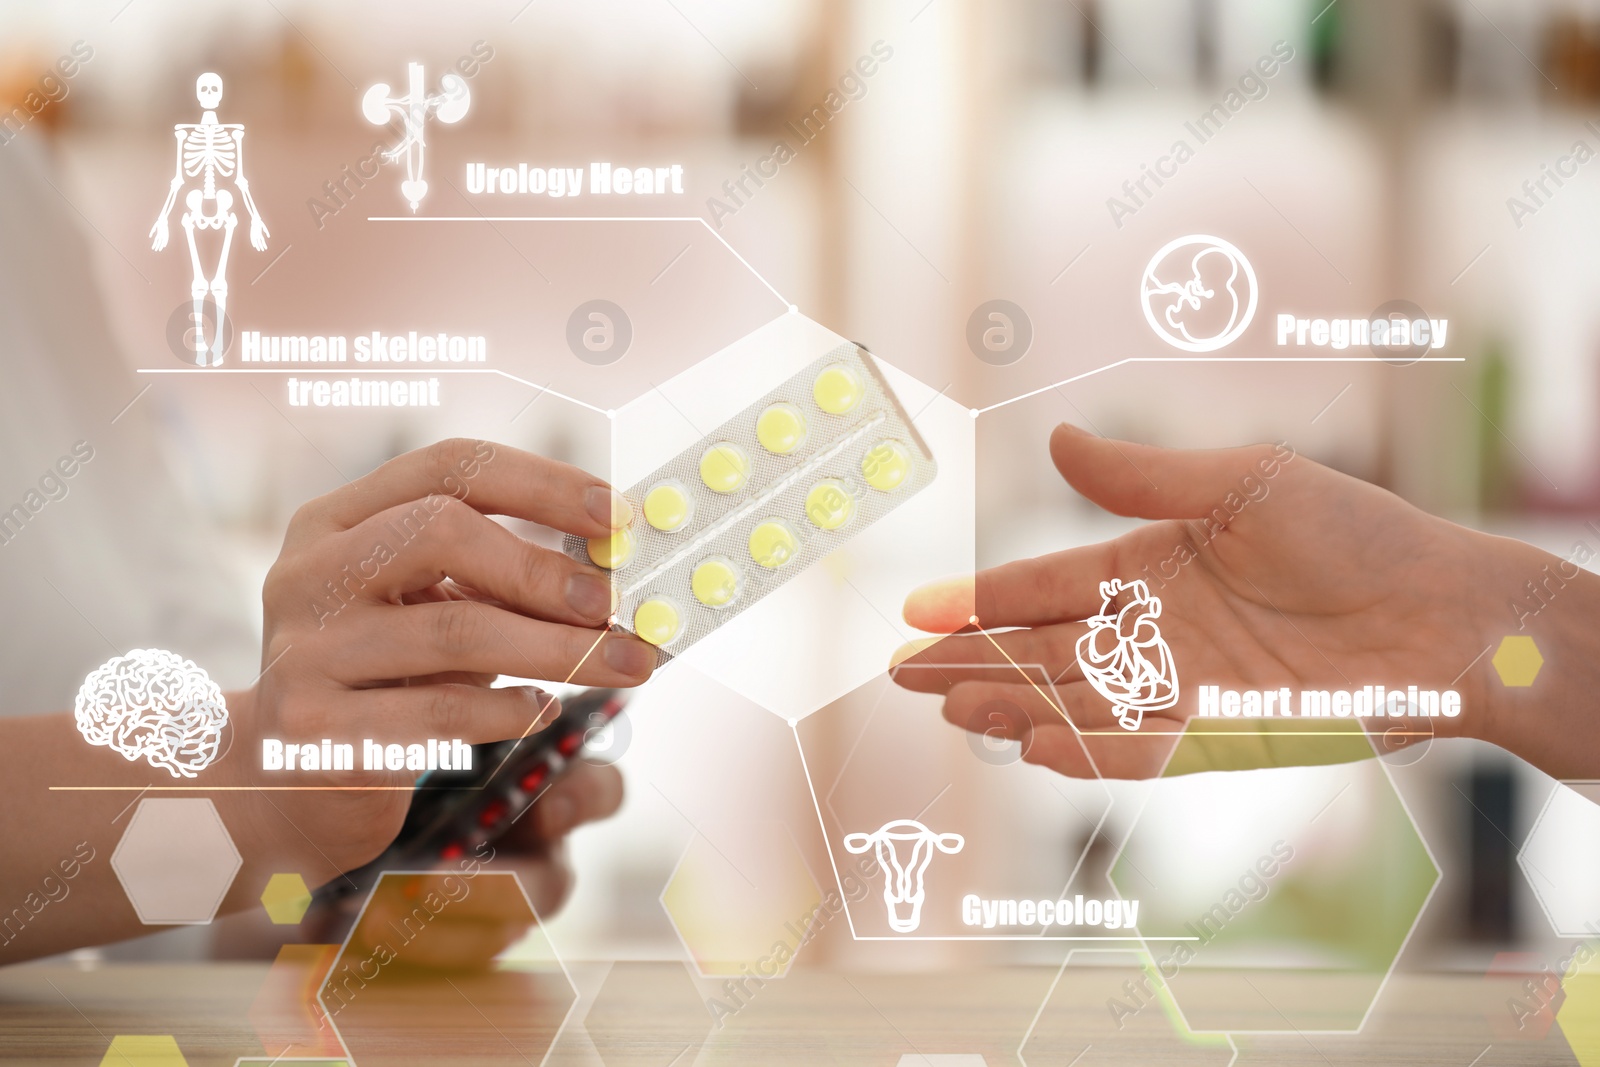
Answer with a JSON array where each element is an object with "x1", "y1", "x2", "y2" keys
[
  {"x1": 134, "y1": 366, "x2": 612, "y2": 417},
  {"x1": 365, "y1": 214, "x2": 793, "y2": 311},
  {"x1": 141, "y1": 214, "x2": 1463, "y2": 422},
  {"x1": 972, "y1": 355, "x2": 1466, "y2": 417}
]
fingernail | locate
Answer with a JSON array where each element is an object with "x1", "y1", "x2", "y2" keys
[
  {"x1": 565, "y1": 572, "x2": 613, "y2": 620},
  {"x1": 903, "y1": 575, "x2": 976, "y2": 632},
  {"x1": 587, "y1": 486, "x2": 633, "y2": 529},
  {"x1": 542, "y1": 795, "x2": 576, "y2": 834},
  {"x1": 533, "y1": 691, "x2": 562, "y2": 729},
  {"x1": 1057, "y1": 422, "x2": 1091, "y2": 436},
  {"x1": 604, "y1": 635, "x2": 656, "y2": 677}
]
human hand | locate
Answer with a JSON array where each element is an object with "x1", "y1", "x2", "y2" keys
[
  {"x1": 250, "y1": 215, "x2": 269, "y2": 251},
  {"x1": 894, "y1": 424, "x2": 1519, "y2": 778},
  {"x1": 342, "y1": 760, "x2": 625, "y2": 970},
  {"x1": 149, "y1": 217, "x2": 168, "y2": 251},
  {"x1": 232, "y1": 439, "x2": 652, "y2": 885}
]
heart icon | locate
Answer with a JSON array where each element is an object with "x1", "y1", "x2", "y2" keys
[
  {"x1": 1076, "y1": 578, "x2": 1179, "y2": 732},
  {"x1": 400, "y1": 178, "x2": 428, "y2": 211}
]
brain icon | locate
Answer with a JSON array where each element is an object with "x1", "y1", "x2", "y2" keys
[
  {"x1": 1140, "y1": 234, "x2": 1258, "y2": 353},
  {"x1": 74, "y1": 649, "x2": 229, "y2": 778}
]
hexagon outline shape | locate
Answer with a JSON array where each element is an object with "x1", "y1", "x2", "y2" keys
[
  {"x1": 621, "y1": 312, "x2": 975, "y2": 722},
  {"x1": 659, "y1": 819, "x2": 823, "y2": 980},
  {"x1": 314, "y1": 869, "x2": 580, "y2": 1065},
  {"x1": 1516, "y1": 781, "x2": 1600, "y2": 939},
  {"x1": 482, "y1": 237, "x2": 975, "y2": 719},
  {"x1": 1016, "y1": 947, "x2": 1240, "y2": 1067},
  {"x1": 1105, "y1": 716, "x2": 1442, "y2": 1036},
  {"x1": 111, "y1": 797, "x2": 241, "y2": 925},
  {"x1": 804, "y1": 665, "x2": 1116, "y2": 942}
]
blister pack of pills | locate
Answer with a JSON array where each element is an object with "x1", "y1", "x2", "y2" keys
[{"x1": 566, "y1": 342, "x2": 937, "y2": 660}]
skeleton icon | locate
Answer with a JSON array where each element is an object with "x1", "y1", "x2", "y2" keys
[
  {"x1": 362, "y1": 62, "x2": 471, "y2": 212},
  {"x1": 150, "y1": 73, "x2": 269, "y2": 367},
  {"x1": 1075, "y1": 578, "x2": 1179, "y2": 732},
  {"x1": 844, "y1": 820, "x2": 965, "y2": 934}
]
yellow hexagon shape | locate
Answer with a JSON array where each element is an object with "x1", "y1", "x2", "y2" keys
[
  {"x1": 1493, "y1": 635, "x2": 1544, "y2": 687},
  {"x1": 260, "y1": 872, "x2": 312, "y2": 925},
  {"x1": 98, "y1": 1035, "x2": 187, "y2": 1067},
  {"x1": 1558, "y1": 944, "x2": 1600, "y2": 1065}
]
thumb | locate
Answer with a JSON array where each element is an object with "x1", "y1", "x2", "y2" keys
[{"x1": 1049, "y1": 423, "x2": 1293, "y2": 520}]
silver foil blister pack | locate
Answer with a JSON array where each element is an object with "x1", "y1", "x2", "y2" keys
[{"x1": 565, "y1": 342, "x2": 937, "y2": 660}]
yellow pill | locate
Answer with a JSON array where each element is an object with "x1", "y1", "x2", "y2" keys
[
  {"x1": 757, "y1": 403, "x2": 808, "y2": 455},
  {"x1": 644, "y1": 481, "x2": 693, "y2": 532},
  {"x1": 805, "y1": 479, "x2": 856, "y2": 530},
  {"x1": 862, "y1": 439, "x2": 912, "y2": 492},
  {"x1": 692, "y1": 557, "x2": 740, "y2": 608},
  {"x1": 700, "y1": 443, "x2": 750, "y2": 494},
  {"x1": 587, "y1": 526, "x2": 636, "y2": 570},
  {"x1": 749, "y1": 520, "x2": 799, "y2": 569},
  {"x1": 633, "y1": 598, "x2": 681, "y2": 646},
  {"x1": 813, "y1": 363, "x2": 864, "y2": 415}
]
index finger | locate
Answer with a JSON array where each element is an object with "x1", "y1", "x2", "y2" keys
[
  {"x1": 904, "y1": 540, "x2": 1120, "y2": 634},
  {"x1": 304, "y1": 438, "x2": 631, "y2": 537}
]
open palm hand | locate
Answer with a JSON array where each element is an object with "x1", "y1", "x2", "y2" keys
[{"x1": 895, "y1": 425, "x2": 1500, "y2": 778}]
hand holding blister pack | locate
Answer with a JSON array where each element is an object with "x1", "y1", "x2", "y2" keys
[{"x1": 567, "y1": 339, "x2": 937, "y2": 661}]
